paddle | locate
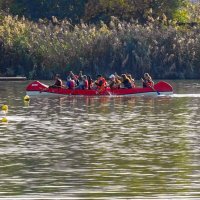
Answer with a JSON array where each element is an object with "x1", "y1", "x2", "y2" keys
[
  {"x1": 149, "y1": 85, "x2": 160, "y2": 95},
  {"x1": 141, "y1": 78, "x2": 160, "y2": 95}
]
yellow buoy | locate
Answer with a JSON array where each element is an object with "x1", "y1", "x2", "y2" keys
[
  {"x1": 24, "y1": 95, "x2": 30, "y2": 102},
  {"x1": 1, "y1": 104, "x2": 8, "y2": 112},
  {"x1": 1, "y1": 117, "x2": 8, "y2": 123}
]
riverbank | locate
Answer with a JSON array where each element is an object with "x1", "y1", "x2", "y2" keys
[
  {"x1": 0, "y1": 77, "x2": 27, "y2": 81},
  {"x1": 0, "y1": 15, "x2": 200, "y2": 80}
]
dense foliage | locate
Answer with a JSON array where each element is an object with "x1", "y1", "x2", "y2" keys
[
  {"x1": 0, "y1": 0, "x2": 87, "y2": 23},
  {"x1": 0, "y1": 0, "x2": 200, "y2": 79},
  {"x1": 0, "y1": 0, "x2": 186, "y2": 23}
]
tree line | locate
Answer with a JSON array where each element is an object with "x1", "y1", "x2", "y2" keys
[{"x1": 0, "y1": 0, "x2": 186, "y2": 24}]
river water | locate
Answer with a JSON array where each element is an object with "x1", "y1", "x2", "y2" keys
[{"x1": 0, "y1": 80, "x2": 200, "y2": 199}]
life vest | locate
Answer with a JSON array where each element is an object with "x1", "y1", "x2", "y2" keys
[
  {"x1": 72, "y1": 75, "x2": 79, "y2": 86},
  {"x1": 88, "y1": 79, "x2": 92, "y2": 89},
  {"x1": 97, "y1": 77, "x2": 107, "y2": 88},
  {"x1": 97, "y1": 77, "x2": 107, "y2": 93},
  {"x1": 67, "y1": 80, "x2": 75, "y2": 89},
  {"x1": 130, "y1": 79, "x2": 136, "y2": 88},
  {"x1": 84, "y1": 80, "x2": 88, "y2": 89},
  {"x1": 143, "y1": 80, "x2": 154, "y2": 88}
]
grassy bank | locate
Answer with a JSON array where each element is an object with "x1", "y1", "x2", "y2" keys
[{"x1": 0, "y1": 15, "x2": 200, "y2": 79}]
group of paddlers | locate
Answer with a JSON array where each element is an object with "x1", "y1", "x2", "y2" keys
[{"x1": 50, "y1": 71, "x2": 154, "y2": 90}]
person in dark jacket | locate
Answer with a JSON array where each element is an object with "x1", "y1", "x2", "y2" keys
[{"x1": 49, "y1": 74, "x2": 63, "y2": 88}]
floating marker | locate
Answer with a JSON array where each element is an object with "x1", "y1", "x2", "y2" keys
[
  {"x1": 1, "y1": 117, "x2": 8, "y2": 123},
  {"x1": 24, "y1": 95, "x2": 30, "y2": 102},
  {"x1": 1, "y1": 104, "x2": 8, "y2": 112}
]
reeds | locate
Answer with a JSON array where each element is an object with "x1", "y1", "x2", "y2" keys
[{"x1": 0, "y1": 14, "x2": 200, "y2": 79}]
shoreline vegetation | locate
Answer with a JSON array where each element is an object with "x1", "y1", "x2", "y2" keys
[{"x1": 0, "y1": 1, "x2": 200, "y2": 80}]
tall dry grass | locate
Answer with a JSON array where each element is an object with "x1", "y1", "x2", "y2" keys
[{"x1": 0, "y1": 14, "x2": 200, "y2": 79}]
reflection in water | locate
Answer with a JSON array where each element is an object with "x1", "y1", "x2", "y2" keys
[
  {"x1": 172, "y1": 94, "x2": 200, "y2": 98},
  {"x1": 0, "y1": 81, "x2": 200, "y2": 199}
]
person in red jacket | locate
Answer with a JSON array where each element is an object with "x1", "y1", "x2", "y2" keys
[
  {"x1": 94, "y1": 74, "x2": 107, "y2": 93},
  {"x1": 141, "y1": 73, "x2": 154, "y2": 88},
  {"x1": 95, "y1": 75, "x2": 107, "y2": 87},
  {"x1": 82, "y1": 75, "x2": 88, "y2": 89}
]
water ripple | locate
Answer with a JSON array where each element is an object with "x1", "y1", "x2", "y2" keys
[{"x1": 0, "y1": 81, "x2": 200, "y2": 198}]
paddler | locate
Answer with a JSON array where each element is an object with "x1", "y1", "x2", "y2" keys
[
  {"x1": 49, "y1": 74, "x2": 63, "y2": 88},
  {"x1": 108, "y1": 74, "x2": 121, "y2": 89},
  {"x1": 141, "y1": 73, "x2": 154, "y2": 88},
  {"x1": 95, "y1": 74, "x2": 107, "y2": 92}
]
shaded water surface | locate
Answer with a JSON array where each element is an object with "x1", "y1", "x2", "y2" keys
[{"x1": 0, "y1": 80, "x2": 200, "y2": 199}]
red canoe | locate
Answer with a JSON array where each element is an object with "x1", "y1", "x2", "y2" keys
[{"x1": 26, "y1": 81, "x2": 173, "y2": 96}]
